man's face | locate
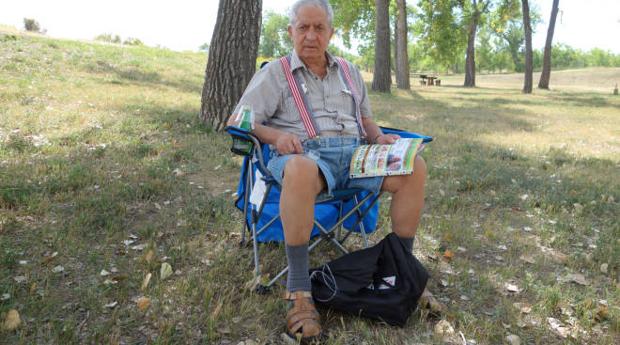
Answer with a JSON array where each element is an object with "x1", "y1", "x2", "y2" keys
[{"x1": 288, "y1": 5, "x2": 334, "y2": 62}]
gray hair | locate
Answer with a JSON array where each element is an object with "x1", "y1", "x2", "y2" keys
[{"x1": 288, "y1": 0, "x2": 334, "y2": 27}]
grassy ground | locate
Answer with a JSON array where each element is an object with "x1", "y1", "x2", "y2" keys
[{"x1": 1, "y1": 30, "x2": 619, "y2": 344}]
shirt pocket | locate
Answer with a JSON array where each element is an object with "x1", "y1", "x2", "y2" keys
[{"x1": 326, "y1": 87, "x2": 355, "y2": 115}]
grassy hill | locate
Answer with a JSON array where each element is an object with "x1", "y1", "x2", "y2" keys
[{"x1": 1, "y1": 30, "x2": 619, "y2": 344}]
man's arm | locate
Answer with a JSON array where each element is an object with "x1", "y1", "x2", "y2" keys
[
  {"x1": 362, "y1": 116, "x2": 399, "y2": 144},
  {"x1": 227, "y1": 116, "x2": 303, "y2": 154}
]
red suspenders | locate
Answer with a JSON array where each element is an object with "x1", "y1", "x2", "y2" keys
[{"x1": 279, "y1": 55, "x2": 367, "y2": 139}]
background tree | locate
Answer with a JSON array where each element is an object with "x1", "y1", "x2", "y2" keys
[
  {"x1": 200, "y1": 0, "x2": 262, "y2": 130},
  {"x1": 538, "y1": 0, "x2": 560, "y2": 89},
  {"x1": 372, "y1": 0, "x2": 392, "y2": 92},
  {"x1": 415, "y1": 0, "x2": 466, "y2": 73},
  {"x1": 463, "y1": 0, "x2": 491, "y2": 87},
  {"x1": 521, "y1": 0, "x2": 533, "y2": 93},
  {"x1": 258, "y1": 11, "x2": 291, "y2": 58},
  {"x1": 395, "y1": 0, "x2": 410, "y2": 89},
  {"x1": 23, "y1": 18, "x2": 45, "y2": 34}
]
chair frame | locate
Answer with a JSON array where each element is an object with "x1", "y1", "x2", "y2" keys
[{"x1": 226, "y1": 126, "x2": 382, "y2": 293}]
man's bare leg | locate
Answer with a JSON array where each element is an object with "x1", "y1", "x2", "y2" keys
[
  {"x1": 381, "y1": 155, "x2": 427, "y2": 238},
  {"x1": 280, "y1": 156, "x2": 325, "y2": 339},
  {"x1": 280, "y1": 156, "x2": 325, "y2": 246},
  {"x1": 381, "y1": 156, "x2": 445, "y2": 314}
]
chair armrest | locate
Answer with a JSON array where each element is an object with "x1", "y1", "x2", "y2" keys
[
  {"x1": 379, "y1": 126, "x2": 433, "y2": 143},
  {"x1": 224, "y1": 126, "x2": 272, "y2": 179}
]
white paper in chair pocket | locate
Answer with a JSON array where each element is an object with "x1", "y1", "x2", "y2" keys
[{"x1": 250, "y1": 170, "x2": 267, "y2": 208}]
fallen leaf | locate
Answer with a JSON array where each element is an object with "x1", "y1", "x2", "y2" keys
[
  {"x1": 217, "y1": 326, "x2": 231, "y2": 334},
  {"x1": 566, "y1": 273, "x2": 589, "y2": 286},
  {"x1": 1, "y1": 293, "x2": 10, "y2": 301},
  {"x1": 442, "y1": 249, "x2": 454, "y2": 261},
  {"x1": 513, "y1": 302, "x2": 532, "y2": 314},
  {"x1": 13, "y1": 276, "x2": 27, "y2": 283},
  {"x1": 2, "y1": 309, "x2": 21, "y2": 331},
  {"x1": 104, "y1": 301, "x2": 118, "y2": 309},
  {"x1": 547, "y1": 317, "x2": 569, "y2": 338},
  {"x1": 100, "y1": 269, "x2": 110, "y2": 276},
  {"x1": 143, "y1": 250, "x2": 155, "y2": 264},
  {"x1": 506, "y1": 334, "x2": 521, "y2": 345},
  {"x1": 505, "y1": 282, "x2": 522, "y2": 293},
  {"x1": 141, "y1": 273, "x2": 152, "y2": 291},
  {"x1": 131, "y1": 244, "x2": 146, "y2": 251},
  {"x1": 129, "y1": 234, "x2": 139, "y2": 239},
  {"x1": 520, "y1": 254, "x2": 536, "y2": 264},
  {"x1": 600, "y1": 263, "x2": 608, "y2": 275},
  {"x1": 52, "y1": 265, "x2": 64, "y2": 273},
  {"x1": 232, "y1": 316, "x2": 243, "y2": 323},
  {"x1": 595, "y1": 305, "x2": 608, "y2": 322},
  {"x1": 103, "y1": 279, "x2": 118, "y2": 286},
  {"x1": 136, "y1": 297, "x2": 151, "y2": 311},
  {"x1": 123, "y1": 240, "x2": 135, "y2": 246},
  {"x1": 434, "y1": 319, "x2": 456, "y2": 343},
  {"x1": 160, "y1": 263, "x2": 173, "y2": 280}
]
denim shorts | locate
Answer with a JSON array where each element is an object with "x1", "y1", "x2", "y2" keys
[{"x1": 267, "y1": 136, "x2": 384, "y2": 200}]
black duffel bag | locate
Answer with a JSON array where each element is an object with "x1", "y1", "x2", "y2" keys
[{"x1": 310, "y1": 233, "x2": 429, "y2": 327}]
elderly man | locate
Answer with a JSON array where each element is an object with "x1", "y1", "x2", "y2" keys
[{"x1": 229, "y1": 0, "x2": 440, "y2": 341}]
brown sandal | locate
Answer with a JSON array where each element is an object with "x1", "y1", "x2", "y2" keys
[{"x1": 284, "y1": 291, "x2": 322, "y2": 343}]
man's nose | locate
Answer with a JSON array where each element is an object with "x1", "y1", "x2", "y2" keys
[{"x1": 306, "y1": 29, "x2": 317, "y2": 40}]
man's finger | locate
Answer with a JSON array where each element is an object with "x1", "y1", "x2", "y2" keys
[{"x1": 292, "y1": 138, "x2": 303, "y2": 153}]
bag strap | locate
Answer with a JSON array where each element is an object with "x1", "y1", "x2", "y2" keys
[
  {"x1": 279, "y1": 56, "x2": 319, "y2": 138},
  {"x1": 334, "y1": 57, "x2": 367, "y2": 138}
]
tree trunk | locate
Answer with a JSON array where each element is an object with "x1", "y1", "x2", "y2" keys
[
  {"x1": 538, "y1": 0, "x2": 559, "y2": 89},
  {"x1": 395, "y1": 0, "x2": 410, "y2": 90},
  {"x1": 372, "y1": 0, "x2": 392, "y2": 92},
  {"x1": 521, "y1": 0, "x2": 533, "y2": 93},
  {"x1": 464, "y1": 0, "x2": 479, "y2": 87},
  {"x1": 200, "y1": 0, "x2": 262, "y2": 130}
]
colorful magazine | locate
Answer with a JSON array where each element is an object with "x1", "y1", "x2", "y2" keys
[{"x1": 349, "y1": 138, "x2": 424, "y2": 178}]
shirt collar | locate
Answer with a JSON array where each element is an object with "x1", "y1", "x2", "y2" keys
[{"x1": 289, "y1": 50, "x2": 337, "y2": 72}]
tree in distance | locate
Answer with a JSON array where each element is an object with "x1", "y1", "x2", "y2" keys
[{"x1": 23, "y1": 18, "x2": 45, "y2": 34}]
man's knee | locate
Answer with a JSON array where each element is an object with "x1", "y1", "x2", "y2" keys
[
  {"x1": 282, "y1": 156, "x2": 324, "y2": 194},
  {"x1": 413, "y1": 155, "x2": 427, "y2": 181}
]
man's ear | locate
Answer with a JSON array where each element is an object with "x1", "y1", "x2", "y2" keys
[{"x1": 287, "y1": 25, "x2": 293, "y2": 39}]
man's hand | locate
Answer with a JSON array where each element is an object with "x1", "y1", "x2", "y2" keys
[
  {"x1": 374, "y1": 133, "x2": 400, "y2": 145},
  {"x1": 275, "y1": 133, "x2": 304, "y2": 154}
]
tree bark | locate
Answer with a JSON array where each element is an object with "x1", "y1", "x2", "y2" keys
[
  {"x1": 521, "y1": 0, "x2": 533, "y2": 93},
  {"x1": 464, "y1": 0, "x2": 479, "y2": 87},
  {"x1": 372, "y1": 0, "x2": 392, "y2": 92},
  {"x1": 200, "y1": 0, "x2": 262, "y2": 130},
  {"x1": 395, "y1": 0, "x2": 410, "y2": 90},
  {"x1": 538, "y1": 0, "x2": 559, "y2": 89}
]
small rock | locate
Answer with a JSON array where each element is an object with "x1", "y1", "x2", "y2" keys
[
  {"x1": 100, "y1": 269, "x2": 110, "y2": 276},
  {"x1": 52, "y1": 265, "x2": 64, "y2": 273},
  {"x1": 600, "y1": 263, "x2": 608, "y2": 275},
  {"x1": 1, "y1": 293, "x2": 10, "y2": 301},
  {"x1": 14, "y1": 276, "x2": 27, "y2": 283}
]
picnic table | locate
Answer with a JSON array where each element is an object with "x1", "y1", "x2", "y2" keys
[{"x1": 417, "y1": 74, "x2": 441, "y2": 86}]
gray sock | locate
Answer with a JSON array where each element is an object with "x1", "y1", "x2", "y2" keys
[
  {"x1": 398, "y1": 235, "x2": 415, "y2": 253},
  {"x1": 285, "y1": 243, "x2": 311, "y2": 292}
]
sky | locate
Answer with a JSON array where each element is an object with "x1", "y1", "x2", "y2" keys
[{"x1": 1, "y1": 0, "x2": 618, "y2": 54}]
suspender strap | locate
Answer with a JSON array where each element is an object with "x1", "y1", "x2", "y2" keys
[
  {"x1": 335, "y1": 57, "x2": 367, "y2": 138},
  {"x1": 279, "y1": 56, "x2": 319, "y2": 138}
]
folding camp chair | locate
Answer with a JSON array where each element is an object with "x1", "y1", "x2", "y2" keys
[{"x1": 225, "y1": 125, "x2": 432, "y2": 293}]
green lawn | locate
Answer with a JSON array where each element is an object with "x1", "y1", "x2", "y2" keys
[{"x1": 1, "y1": 31, "x2": 619, "y2": 344}]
